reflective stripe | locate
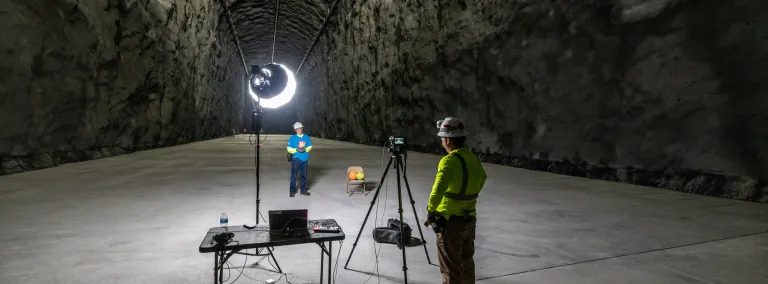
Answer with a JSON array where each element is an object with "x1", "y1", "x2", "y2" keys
[
  {"x1": 445, "y1": 153, "x2": 478, "y2": 200},
  {"x1": 454, "y1": 154, "x2": 468, "y2": 195}
]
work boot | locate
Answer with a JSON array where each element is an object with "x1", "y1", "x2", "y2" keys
[
  {"x1": 300, "y1": 191, "x2": 310, "y2": 196},
  {"x1": 290, "y1": 192, "x2": 296, "y2": 197}
]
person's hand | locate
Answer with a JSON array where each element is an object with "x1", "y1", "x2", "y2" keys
[{"x1": 424, "y1": 211, "x2": 442, "y2": 227}]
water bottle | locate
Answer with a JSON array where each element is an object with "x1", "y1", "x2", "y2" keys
[{"x1": 220, "y1": 213, "x2": 229, "y2": 230}]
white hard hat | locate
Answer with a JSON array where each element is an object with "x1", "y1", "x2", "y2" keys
[
  {"x1": 293, "y1": 122, "x2": 303, "y2": 129},
  {"x1": 436, "y1": 117, "x2": 468, "y2": 137}
]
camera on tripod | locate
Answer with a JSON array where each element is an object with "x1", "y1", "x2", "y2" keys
[{"x1": 387, "y1": 136, "x2": 408, "y2": 154}]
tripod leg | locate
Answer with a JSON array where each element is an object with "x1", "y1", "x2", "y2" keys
[
  {"x1": 395, "y1": 157, "x2": 408, "y2": 284},
  {"x1": 344, "y1": 156, "x2": 394, "y2": 269},
  {"x1": 401, "y1": 157, "x2": 434, "y2": 265}
]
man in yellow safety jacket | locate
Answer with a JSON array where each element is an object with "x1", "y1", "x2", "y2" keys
[{"x1": 425, "y1": 117, "x2": 487, "y2": 284}]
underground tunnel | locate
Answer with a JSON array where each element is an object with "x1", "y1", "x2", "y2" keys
[{"x1": 1, "y1": 0, "x2": 767, "y2": 283}]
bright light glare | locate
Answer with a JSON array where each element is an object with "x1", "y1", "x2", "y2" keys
[{"x1": 249, "y1": 63, "x2": 296, "y2": 109}]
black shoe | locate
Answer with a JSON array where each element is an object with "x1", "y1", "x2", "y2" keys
[
  {"x1": 300, "y1": 191, "x2": 310, "y2": 196},
  {"x1": 290, "y1": 192, "x2": 296, "y2": 197}
]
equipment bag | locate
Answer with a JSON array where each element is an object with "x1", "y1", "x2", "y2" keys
[
  {"x1": 287, "y1": 153, "x2": 292, "y2": 162},
  {"x1": 387, "y1": 218, "x2": 412, "y2": 240},
  {"x1": 373, "y1": 219, "x2": 412, "y2": 249},
  {"x1": 373, "y1": 227, "x2": 408, "y2": 248}
]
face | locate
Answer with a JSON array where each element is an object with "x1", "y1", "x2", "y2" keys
[
  {"x1": 441, "y1": 137, "x2": 450, "y2": 152},
  {"x1": 295, "y1": 127, "x2": 303, "y2": 135}
]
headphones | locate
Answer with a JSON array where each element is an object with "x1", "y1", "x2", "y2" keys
[{"x1": 213, "y1": 232, "x2": 235, "y2": 246}]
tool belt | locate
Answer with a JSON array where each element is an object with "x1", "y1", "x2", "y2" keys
[
  {"x1": 429, "y1": 213, "x2": 475, "y2": 233},
  {"x1": 431, "y1": 216, "x2": 446, "y2": 233}
]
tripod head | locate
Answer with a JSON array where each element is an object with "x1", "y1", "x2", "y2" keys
[{"x1": 386, "y1": 136, "x2": 408, "y2": 156}]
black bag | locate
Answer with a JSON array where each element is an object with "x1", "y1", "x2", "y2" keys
[
  {"x1": 287, "y1": 153, "x2": 292, "y2": 162},
  {"x1": 373, "y1": 227, "x2": 407, "y2": 248},
  {"x1": 388, "y1": 218, "x2": 412, "y2": 240},
  {"x1": 372, "y1": 219, "x2": 412, "y2": 249}
]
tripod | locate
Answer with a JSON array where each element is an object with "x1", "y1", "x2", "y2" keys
[
  {"x1": 344, "y1": 148, "x2": 433, "y2": 284},
  {"x1": 239, "y1": 107, "x2": 283, "y2": 273}
]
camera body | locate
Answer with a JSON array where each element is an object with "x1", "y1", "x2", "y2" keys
[{"x1": 387, "y1": 136, "x2": 408, "y2": 154}]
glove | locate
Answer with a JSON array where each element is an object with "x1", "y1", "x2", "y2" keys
[{"x1": 424, "y1": 211, "x2": 442, "y2": 227}]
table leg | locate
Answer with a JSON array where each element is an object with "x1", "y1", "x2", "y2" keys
[
  {"x1": 328, "y1": 241, "x2": 333, "y2": 284},
  {"x1": 214, "y1": 252, "x2": 219, "y2": 284},
  {"x1": 219, "y1": 252, "x2": 224, "y2": 284},
  {"x1": 320, "y1": 243, "x2": 325, "y2": 284}
]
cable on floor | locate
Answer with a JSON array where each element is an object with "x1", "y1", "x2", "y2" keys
[
  {"x1": 362, "y1": 144, "x2": 390, "y2": 284},
  {"x1": 227, "y1": 251, "x2": 251, "y2": 283},
  {"x1": 333, "y1": 240, "x2": 344, "y2": 283}
]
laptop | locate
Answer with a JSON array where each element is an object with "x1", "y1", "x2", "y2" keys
[{"x1": 268, "y1": 209, "x2": 308, "y2": 234}]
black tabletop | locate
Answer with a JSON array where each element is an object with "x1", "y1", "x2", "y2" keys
[{"x1": 199, "y1": 219, "x2": 345, "y2": 253}]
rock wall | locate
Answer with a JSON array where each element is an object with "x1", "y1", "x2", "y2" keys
[
  {"x1": 299, "y1": 0, "x2": 768, "y2": 202},
  {"x1": 0, "y1": 0, "x2": 246, "y2": 175}
]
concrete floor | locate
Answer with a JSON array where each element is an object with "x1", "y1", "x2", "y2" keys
[{"x1": 1, "y1": 134, "x2": 767, "y2": 284}]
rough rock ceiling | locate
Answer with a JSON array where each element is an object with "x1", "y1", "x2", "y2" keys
[
  {"x1": 226, "y1": 0, "x2": 334, "y2": 72},
  {"x1": 222, "y1": 0, "x2": 682, "y2": 73}
]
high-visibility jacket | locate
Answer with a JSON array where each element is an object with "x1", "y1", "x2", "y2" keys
[
  {"x1": 428, "y1": 146, "x2": 487, "y2": 219},
  {"x1": 286, "y1": 134, "x2": 313, "y2": 162}
]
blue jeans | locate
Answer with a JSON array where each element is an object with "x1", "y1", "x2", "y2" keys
[{"x1": 290, "y1": 158, "x2": 308, "y2": 193}]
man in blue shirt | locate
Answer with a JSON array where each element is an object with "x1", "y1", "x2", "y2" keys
[{"x1": 286, "y1": 122, "x2": 313, "y2": 197}]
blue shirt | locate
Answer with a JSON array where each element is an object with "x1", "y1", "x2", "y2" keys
[{"x1": 286, "y1": 134, "x2": 313, "y2": 162}]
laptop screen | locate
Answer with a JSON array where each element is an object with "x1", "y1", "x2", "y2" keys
[{"x1": 268, "y1": 209, "x2": 308, "y2": 233}]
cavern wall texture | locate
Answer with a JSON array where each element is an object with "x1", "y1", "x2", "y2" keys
[
  {"x1": 300, "y1": 0, "x2": 768, "y2": 202},
  {"x1": 0, "y1": 0, "x2": 246, "y2": 175}
]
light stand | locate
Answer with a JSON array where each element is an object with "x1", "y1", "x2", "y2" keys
[
  {"x1": 253, "y1": 108, "x2": 266, "y2": 226},
  {"x1": 344, "y1": 146, "x2": 433, "y2": 284},
  {"x1": 238, "y1": 106, "x2": 283, "y2": 273}
]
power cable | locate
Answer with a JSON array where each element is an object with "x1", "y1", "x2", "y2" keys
[
  {"x1": 332, "y1": 240, "x2": 344, "y2": 283},
  {"x1": 267, "y1": 256, "x2": 296, "y2": 283},
  {"x1": 224, "y1": 249, "x2": 298, "y2": 284},
  {"x1": 271, "y1": 0, "x2": 280, "y2": 63},
  {"x1": 363, "y1": 144, "x2": 391, "y2": 284},
  {"x1": 227, "y1": 251, "x2": 250, "y2": 283},
  {"x1": 223, "y1": 260, "x2": 232, "y2": 282}
]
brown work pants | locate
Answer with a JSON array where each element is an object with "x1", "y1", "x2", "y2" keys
[{"x1": 436, "y1": 216, "x2": 476, "y2": 284}]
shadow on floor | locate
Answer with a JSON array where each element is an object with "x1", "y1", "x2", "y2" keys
[
  {"x1": 364, "y1": 181, "x2": 378, "y2": 192},
  {"x1": 344, "y1": 268, "x2": 435, "y2": 284},
  {"x1": 305, "y1": 162, "x2": 330, "y2": 190},
  {"x1": 346, "y1": 181, "x2": 379, "y2": 196}
]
